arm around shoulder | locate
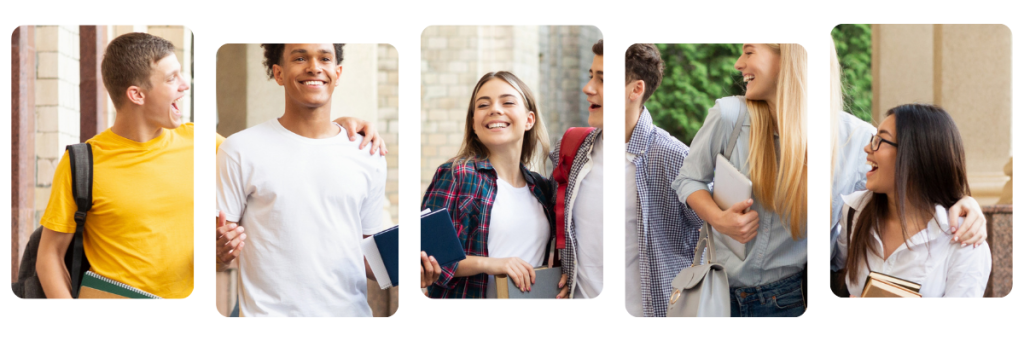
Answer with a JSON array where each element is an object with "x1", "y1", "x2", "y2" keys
[{"x1": 944, "y1": 241, "x2": 992, "y2": 297}]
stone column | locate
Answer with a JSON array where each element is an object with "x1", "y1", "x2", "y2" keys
[
  {"x1": 872, "y1": 24, "x2": 1011, "y2": 205},
  {"x1": 216, "y1": 44, "x2": 247, "y2": 136},
  {"x1": 11, "y1": 26, "x2": 36, "y2": 281},
  {"x1": 34, "y1": 25, "x2": 81, "y2": 226},
  {"x1": 79, "y1": 25, "x2": 107, "y2": 141}
]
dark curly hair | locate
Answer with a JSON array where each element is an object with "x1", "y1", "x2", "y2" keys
[
  {"x1": 592, "y1": 39, "x2": 603, "y2": 56},
  {"x1": 625, "y1": 43, "x2": 663, "y2": 104},
  {"x1": 260, "y1": 44, "x2": 345, "y2": 79}
]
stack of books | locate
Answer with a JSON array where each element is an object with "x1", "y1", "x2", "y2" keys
[{"x1": 861, "y1": 271, "x2": 921, "y2": 298}]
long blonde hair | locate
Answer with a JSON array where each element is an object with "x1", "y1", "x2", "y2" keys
[
  {"x1": 746, "y1": 44, "x2": 807, "y2": 240},
  {"x1": 453, "y1": 71, "x2": 551, "y2": 170},
  {"x1": 830, "y1": 39, "x2": 842, "y2": 218}
]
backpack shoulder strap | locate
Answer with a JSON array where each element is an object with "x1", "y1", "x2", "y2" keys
[
  {"x1": 553, "y1": 127, "x2": 595, "y2": 249},
  {"x1": 66, "y1": 143, "x2": 93, "y2": 298},
  {"x1": 845, "y1": 206, "x2": 855, "y2": 245},
  {"x1": 723, "y1": 102, "x2": 747, "y2": 161}
]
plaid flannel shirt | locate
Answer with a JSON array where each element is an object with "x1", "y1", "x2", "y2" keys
[
  {"x1": 421, "y1": 158, "x2": 555, "y2": 298},
  {"x1": 548, "y1": 128, "x2": 602, "y2": 296},
  {"x1": 628, "y1": 108, "x2": 703, "y2": 316}
]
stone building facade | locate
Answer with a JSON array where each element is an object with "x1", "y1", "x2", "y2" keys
[{"x1": 420, "y1": 26, "x2": 602, "y2": 195}]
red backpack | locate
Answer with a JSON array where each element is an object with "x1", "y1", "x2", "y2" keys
[{"x1": 552, "y1": 127, "x2": 595, "y2": 249}]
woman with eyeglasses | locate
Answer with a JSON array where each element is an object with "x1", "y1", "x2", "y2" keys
[
  {"x1": 828, "y1": 39, "x2": 988, "y2": 297},
  {"x1": 834, "y1": 104, "x2": 991, "y2": 297}
]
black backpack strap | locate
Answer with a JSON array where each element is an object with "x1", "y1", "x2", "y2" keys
[{"x1": 66, "y1": 143, "x2": 93, "y2": 298}]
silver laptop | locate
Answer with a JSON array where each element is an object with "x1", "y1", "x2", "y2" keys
[{"x1": 712, "y1": 154, "x2": 752, "y2": 260}]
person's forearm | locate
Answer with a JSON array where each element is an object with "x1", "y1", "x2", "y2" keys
[
  {"x1": 37, "y1": 251, "x2": 72, "y2": 298},
  {"x1": 453, "y1": 256, "x2": 491, "y2": 277},
  {"x1": 686, "y1": 189, "x2": 723, "y2": 225}
]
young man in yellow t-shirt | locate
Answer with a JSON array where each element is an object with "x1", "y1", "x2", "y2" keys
[{"x1": 37, "y1": 33, "x2": 194, "y2": 299}]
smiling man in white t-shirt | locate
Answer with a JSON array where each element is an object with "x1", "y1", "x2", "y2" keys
[{"x1": 216, "y1": 44, "x2": 387, "y2": 317}]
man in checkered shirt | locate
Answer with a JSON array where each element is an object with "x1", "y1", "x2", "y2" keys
[
  {"x1": 624, "y1": 44, "x2": 704, "y2": 316},
  {"x1": 552, "y1": 40, "x2": 605, "y2": 300}
]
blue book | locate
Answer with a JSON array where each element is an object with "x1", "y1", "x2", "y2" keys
[
  {"x1": 421, "y1": 208, "x2": 467, "y2": 267},
  {"x1": 362, "y1": 226, "x2": 398, "y2": 289}
]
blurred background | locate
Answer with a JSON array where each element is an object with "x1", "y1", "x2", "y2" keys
[
  {"x1": 10, "y1": 24, "x2": 193, "y2": 290},
  {"x1": 833, "y1": 24, "x2": 1011, "y2": 297},
  {"x1": 420, "y1": 25, "x2": 603, "y2": 195},
  {"x1": 215, "y1": 43, "x2": 399, "y2": 316}
]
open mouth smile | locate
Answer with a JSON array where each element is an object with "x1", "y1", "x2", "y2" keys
[{"x1": 485, "y1": 121, "x2": 510, "y2": 130}]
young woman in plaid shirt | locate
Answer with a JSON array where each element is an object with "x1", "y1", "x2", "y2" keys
[{"x1": 422, "y1": 71, "x2": 556, "y2": 299}]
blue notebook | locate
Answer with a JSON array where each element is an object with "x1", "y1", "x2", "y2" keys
[
  {"x1": 362, "y1": 225, "x2": 398, "y2": 289},
  {"x1": 421, "y1": 208, "x2": 467, "y2": 267}
]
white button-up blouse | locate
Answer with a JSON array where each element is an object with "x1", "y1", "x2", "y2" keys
[{"x1": 835, "y1": 190, "x2": 992, "y2": 297}]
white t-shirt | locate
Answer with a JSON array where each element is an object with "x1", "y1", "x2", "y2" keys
[
  {"x1": 486, "y1": 177, "x2": 550, "y2": 298},
  {"x1": 217, "y1": 119, "x2": 388, "y2": 316},
  {"x1": 573, "y1": 135, "x2": 603, "y2": 298},
  {"x1": 625, "y1": 144, "x2": 642, "y2": 315}
]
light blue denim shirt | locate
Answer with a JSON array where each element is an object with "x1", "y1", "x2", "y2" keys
[
  {"x1": 829, "y1": 112, "x2": 875, "y2": 271},
  {"x1": 672, "y1": 96, "x2": 806, "y2": 288}
]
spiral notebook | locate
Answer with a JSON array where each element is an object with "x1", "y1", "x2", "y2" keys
[{"x1": 78, "y1": 270, "x2": 161, "y2": 299}]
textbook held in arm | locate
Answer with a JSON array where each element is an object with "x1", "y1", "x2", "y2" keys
[
  {"x1": 861, "y1": 271, "x2": 922, "y2": 298},
  {"x1": 421, "y1": 208, "x2": 467, "y2": 267},
  {"x1": 78, "y1": 271, "x2": 161, "y2": 299},
  {"x1": 489, "y1": 267, "x2": 563, "y2": 299},
  {"x1": 712, "y1": 154, "x2": 752, "y2": 259},
  {"x1": 362, "y1": 225, "x2": 399, "y2": 289}
]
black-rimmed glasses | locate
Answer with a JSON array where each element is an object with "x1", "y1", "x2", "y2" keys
[{"x1": 870, "y1": 134, "x2": 898, "y2": 151}]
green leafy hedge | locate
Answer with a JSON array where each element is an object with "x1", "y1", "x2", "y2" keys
[
  {"x1": 646, "y1": 44, "x2": 744, "y2": 145},
  {"x1": 832, "y1": 24, "x2": 873, "y2": 123}
]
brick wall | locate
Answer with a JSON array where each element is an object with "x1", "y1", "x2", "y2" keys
[
  {"x1": 421, "y1": 26, "x2": 602, "y2": 194},
  {"x1": 378, "y1": 44, "x2": 400, "y2": 224}
]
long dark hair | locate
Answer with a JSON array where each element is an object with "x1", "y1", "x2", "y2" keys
[{"x1": 846, "y1": 104, "x2": 970, "y2": 281}]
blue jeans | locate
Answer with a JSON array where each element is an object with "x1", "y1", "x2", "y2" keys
[{"x1": 730, "y1": 271, "x2": 806, "y2": 317}]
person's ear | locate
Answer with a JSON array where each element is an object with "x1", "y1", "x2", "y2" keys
[
  {"x1": 273, "y1": 64, "x2": 285, "y2": 85},
  {"x1": 333, "y1": 65, "x2": 343, "y2": 84},
  {"x1": 630, "y1": 80, "x2": 646, "y2": 102},
  {"x1": 525, "y1": 111, "x2": 536, "y2": 131},
  {"x1": 126, "y1": 85, "x2": 145, "y2": 106}
]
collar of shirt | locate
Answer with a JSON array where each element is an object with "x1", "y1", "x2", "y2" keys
[
  {"x1": 841, "y1": 190, "x2": 955, "y2": 248},
  {"x1": 626, "y1": 106, "x2": 656, "y2": 157}
]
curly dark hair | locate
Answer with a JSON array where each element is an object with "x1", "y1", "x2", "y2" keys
[
  {"x1": 625, "y1": 43, "x2": 663, "y2": 104},
  {"x1": 260, "y1": 44, "x2": 345, "y2": 79},
  {"x1": 592, "y1": 39, "x2": 603, "y2": 56}
]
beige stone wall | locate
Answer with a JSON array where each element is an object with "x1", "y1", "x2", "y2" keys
[
  {"x1": 378, "y1": 44, "x2": 400, "y2": 222},
  {"x1": 873, "y1": 24, "x2": 1012, "y2": 205},
  {"x1": 420, "y1": 26, "x2": 601, "y2": 195}
]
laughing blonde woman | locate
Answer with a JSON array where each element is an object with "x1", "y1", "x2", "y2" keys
[{"x1": 672, "y1": 44, "x2": 807, "y2": 317}]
